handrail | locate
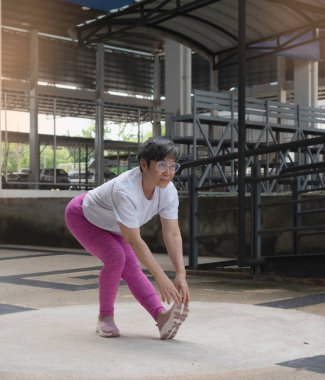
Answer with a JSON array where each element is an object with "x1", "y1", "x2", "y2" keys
[
  {"x1": 182, "y1": 130, "x2": 325, "y2": 271},
  {"x1": 180, "y1": 134, "x2": 325, "y2": 171},
  {"x1": 176, "y1": 89, "x2": 325, "y2": 129},
  {"x1": 173, "y1": 90, "x2": 325, "y2": 271}
]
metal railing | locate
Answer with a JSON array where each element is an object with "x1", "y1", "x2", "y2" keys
[
  {"x1": 172, "y1": 90, "x2": 325, "y2": 194},
  {"x1": 179, "y1": 133, "x2": 325, "y2": 274}
]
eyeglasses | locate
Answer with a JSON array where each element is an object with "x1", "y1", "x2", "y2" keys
[{"x1": 156, "y1": 160, "x2": 180, "y2": 173}]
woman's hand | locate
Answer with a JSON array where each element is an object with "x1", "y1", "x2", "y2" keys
[
  {"x1": 174, "y1": 273, "x2": 190, "y2": 305},
  {"x1": 156, "y1": 273, "x2": 183, "y2": 305}
]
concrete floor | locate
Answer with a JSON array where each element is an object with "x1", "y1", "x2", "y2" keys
[{"x1": 0, "y1": 245, "x2": 325, "y2": 380}]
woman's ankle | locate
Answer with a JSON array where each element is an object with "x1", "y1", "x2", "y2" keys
[
  {"x1": 156, "y1": 310, "x2": 170, "y2": 329},
  {"x1": 97, "y1": 315, "x2": 120, "y2": 337},
  {"x1": 98, "y1": 314, "x2": 114, "y2": 320}
]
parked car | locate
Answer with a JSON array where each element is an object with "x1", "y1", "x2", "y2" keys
[
  {"x1": 16, "y1": 168, "x2": 31, "y2": 181},
  {"x1": 1, "y1": 173, "x2": 20, "y2": 188},
  {"x1": 12, "y1": 169, "x2": 31, "y2": 185},
  {"x1": 68, "y1": 170, "x2": 94, "y2": 189},
  {"x1": 68, "y1": 169, "x2": 116, "y2": 189},
  {"x1": 40, "y1": 168, "x2": 69, "y2": 189}
]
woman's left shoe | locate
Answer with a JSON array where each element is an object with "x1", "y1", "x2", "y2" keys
[
  {"x1": 157, "y1": 303, "x2": 189, "y2": 340},
  {"x1": 96, "y1": 315, "x2": 120, "y2": 338}
]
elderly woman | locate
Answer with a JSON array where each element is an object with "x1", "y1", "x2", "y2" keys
[{"x1": 65, "y1": 137, "x2": 189, "y2": 340}]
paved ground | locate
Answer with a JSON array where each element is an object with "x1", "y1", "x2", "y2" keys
[{"x1": 0, "y1": 245, "x2": 324, "y2": 380}]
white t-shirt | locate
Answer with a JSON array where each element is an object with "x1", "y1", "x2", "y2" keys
[{"x1": 82, "y1": 167, "x2": 179, "y2": 235}]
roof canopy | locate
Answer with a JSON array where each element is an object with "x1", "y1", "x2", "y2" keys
[{"x1": 72, "y1": 0, "x2": 325, "y2": 68}]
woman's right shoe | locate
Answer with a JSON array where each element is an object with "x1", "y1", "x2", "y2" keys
[
  {"x1": 96, "y1": 315, "x2": 120, "y2": 338},
  {"x1": 158, "y1": 303, "x2": 189, "y2": 340}
]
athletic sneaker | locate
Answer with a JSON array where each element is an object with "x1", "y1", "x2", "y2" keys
[
  {"x1": 158, "y1": 303, "x2": 189, "y2": 340},
  {"x1": 96, "y1": 315, "x2": 120, "y2": 338}
]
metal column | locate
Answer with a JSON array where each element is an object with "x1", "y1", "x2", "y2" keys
[
  {"x1": 238, "y1": 0, "x2": 247, "y2": 266},
  {"x1": 152, "y1": 53, "x2": 162, "y2": 137},
  {"x1": 188, "y1": 174, "x2": 198, "y2": 270},
  {"x1": 29, "y1": 30, "x2": 40, "y2": 187},
  {"x1": 95, "y1": 43, "x2": 105, "y2": 186},
  {"x1": 0, "y1": 0, "x2": 2, "y2": 190}
]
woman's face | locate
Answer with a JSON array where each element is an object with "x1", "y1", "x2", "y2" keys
[{"x1": 141, "y1": 155, "x2": 178, "y2": 188}]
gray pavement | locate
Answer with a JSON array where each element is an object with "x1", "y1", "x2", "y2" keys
[{"x1": 0, "y1": 246, "x2": 325, "y2": 380}]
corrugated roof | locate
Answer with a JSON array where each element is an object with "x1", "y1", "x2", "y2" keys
[
  {"x1": 72, "y1": 0, "x2": 325, "y2": 67},
  {"x1": 3, "y1": 0, "x2": 325, "y2": 124},
  {"x1": 2, "y1": 0, "x2": 102, "y2": 38}
]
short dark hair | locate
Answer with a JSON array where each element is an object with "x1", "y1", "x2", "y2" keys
[{"x1": 137, "y1": 137, "x2": 180, "y2": 164}]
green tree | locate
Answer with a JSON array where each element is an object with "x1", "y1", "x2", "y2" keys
[
  {"x1": 80, "y1": 122, "x2": 112, "y2": 139},
  {"x1": 1, "y1": 142, "x2": 29, "y2": 173},
  {"x1": 40, "y1": 145, "x2": 74, "y2": 169},
  {"x1": 80, "y1": 123, "x2": 96, "y2": 138},
  {"x1": 80, "y1": 121, "x2": 143, "y2": 142}
]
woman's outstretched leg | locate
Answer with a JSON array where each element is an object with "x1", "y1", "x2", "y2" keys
[
  {"x1": 115, "y1": 236, "x2": 166, "y2": 321},
  {"x1": 117, "y1": 237, "x2": 189, "y2": 340},
  {"x1": 65, "y1": 194, "x2": 125, "y2": 336}
]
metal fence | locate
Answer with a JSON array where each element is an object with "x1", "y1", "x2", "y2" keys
[
  {"x1": 172, "y1": 90, "x2": 325, "y2": 194},
  {"x1": 0, "y1": 91, "x2": 147, "y2": 189},
  {"x1": 173, "y1": 90, "x2": 325, "y2": 276}
]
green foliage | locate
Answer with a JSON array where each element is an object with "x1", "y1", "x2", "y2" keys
[
  {"x1": 80, "y1": 120, "x2": 149, "y2": 142},
  {"x1": 40, "y1": 146, "x2": 74, "y2": 169},
  {"x1": 80, "y1": 123, "x2": 95, "y2": 138},
  {"x1": 1, "y1": 143, "x2": 29, "y2": 173},
  {"x1": 1, "y1": 142, "x2": 74, "y2": 173}
]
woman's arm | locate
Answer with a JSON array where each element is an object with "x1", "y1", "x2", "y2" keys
[
  {"x1": 160, "y1": 217, "x2": 190, "y2": 304},
  {"x1": 118, "y1": 222, "x2": 182, "y2": 304}
]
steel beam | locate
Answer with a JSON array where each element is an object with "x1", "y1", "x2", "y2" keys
[{"x1": 238, "y1": 0, "x2": 246, "y2": 266}]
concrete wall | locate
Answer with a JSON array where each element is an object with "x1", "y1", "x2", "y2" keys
[
  {"x1": 0, "y1": 191, "x2": 79, "y2": 248},
  {"x1": 1, "y1": 190, "x2": 325, "y2": 257}
]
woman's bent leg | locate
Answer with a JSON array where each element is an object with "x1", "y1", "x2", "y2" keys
[
  {"x1": 65, "y1": 194, "x2": 125, "y2": 317},
  {"x1": 115, "y1": 236, "x2": 166, "y2": 321}
]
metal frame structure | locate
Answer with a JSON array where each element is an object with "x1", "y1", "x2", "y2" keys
[
  {"x1": 180, "y1": 126, "x2": 325, "y2": 275},
  {"x1": 172, "y1": 89, "x2": 325, "y2": 194},
  {"x1": 173, "y1": 88, "x2": 325, "y2": 274},
  {"x1": 0, "y1": 91, "x2": 140, "y2": 188},
  {"x1": 251, "y1": 162, "x2": 325, "y2": 277}
]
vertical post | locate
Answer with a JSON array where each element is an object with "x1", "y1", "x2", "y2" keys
[
  {"x1": 164, "y1": 40, "x2": 191, "y2": 139},
  {"x1": 238, "y1": 0, "x2": 247, "y2": 266},
  {"x1": 292, "y1": 178, "x2": 300, "y2": 255},
  {"x1": 85, "y1": 145, "x2": 89, "y2": 185},
  {"x1": 276, "y1": 57, "x2": 286, "y2": 191},
  {"x1": 153, "y1": 53, "x2": 161, "y2": 137},
  {"x1": 29, "y1": 30, "x2": 40, "y2": 187},
  {"x1": 117, "y1": 150, "x2": 120, "y2": 175},
  {"x1": 4, "y1": 92, "x2": 7, "y2": 177},
  {"x1": 251, "y1": 160, "x2": 262, "y2": 274},
  {"x1": 137, "y1": 109, "x2": 141, "y2": 144},
  {"x1": 230, "y1": 93, "x2": 235, "y2": 187},
  {"x1": 265, "y1": 100, "x2": 270, "y2": 192},
  {"x1": 53, "y1": 98, "x2": 57, "y2": 184},
  {"x1": 182, "y1": 43, "x2": 192, "y2": 140},
  {"x1": 296, "y1": 104, "x2": 303, "y2": 189},
  {"x1": 95, "y1": 43, "x2": 104, "y2": 186},
  {"x1": 78, "y1": 147, "x2": 82, "y2": 186},
  {"x1": 0, "y1": 0, "x2": 2, "y2": 190},
  {"x1": 193, "y1": 90, "x2": 197, "y2": 161},
  {"x1": 188, "y1": 173, "x2": 198, "y2": 270}
]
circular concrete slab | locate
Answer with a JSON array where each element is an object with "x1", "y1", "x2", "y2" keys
[{"x1": 0, "y1": 302, "x2": 324, "y2": 380}]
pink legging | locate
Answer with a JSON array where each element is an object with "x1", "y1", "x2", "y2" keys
[{"x1": 65, "y1": 193, "x2": 165, "y2": 320}]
